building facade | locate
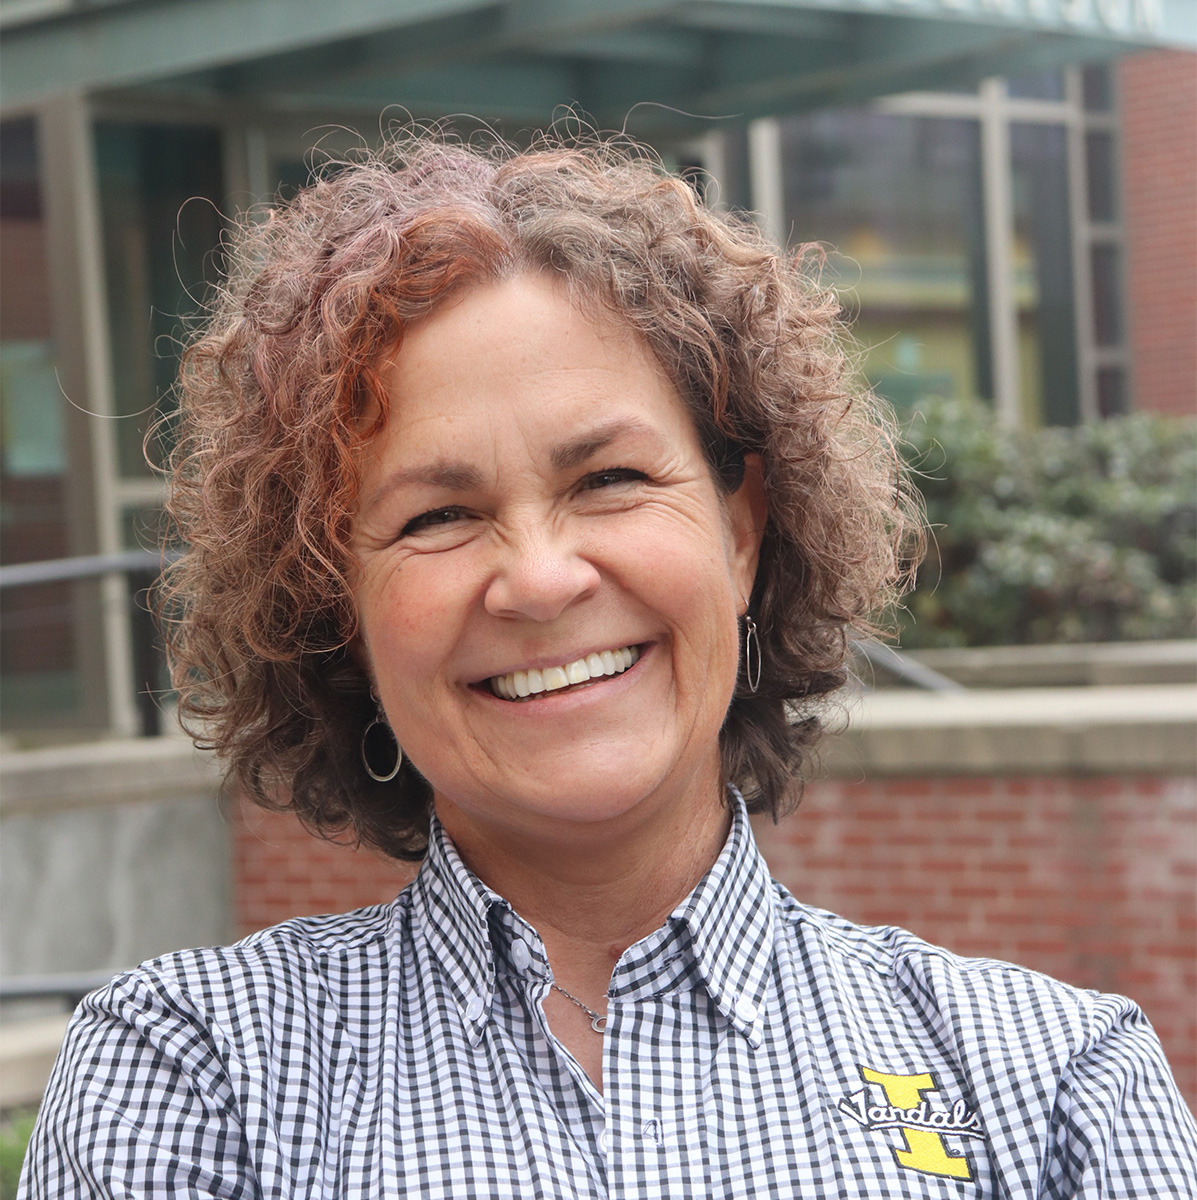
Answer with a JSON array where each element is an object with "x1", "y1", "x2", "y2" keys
[{"x1": 1, "y1": 0, "x2": 1194, "y2": 745}]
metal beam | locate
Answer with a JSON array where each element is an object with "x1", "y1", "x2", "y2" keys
[
  {"x1": 6, "y1": 0, "x2": 1192, "y2": 112},
  {"x1": 586, "y1": 21, "x2": 1138, "y2": 129},
  {"x1": 539, "y1": 28, "x2": 708, "y2": 66},
  {"x1": 249, "y1": 61, "x2": 590, "y2": 123},
  {"x1": 0, "y1": 0, "x2": 497, "y2": 107}
]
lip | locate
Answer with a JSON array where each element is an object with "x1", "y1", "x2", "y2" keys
[{"x1": 470, "y1": 641, "x2": 652, "y2": 703}]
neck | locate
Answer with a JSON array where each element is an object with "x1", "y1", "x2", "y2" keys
[{"x1": 434, "y1": 769, "x2": 731, "y2": 997}]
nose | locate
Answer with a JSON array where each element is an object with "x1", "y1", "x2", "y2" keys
[{"x1": 483, "y1": 520, "x2": 601, "y2": 622}]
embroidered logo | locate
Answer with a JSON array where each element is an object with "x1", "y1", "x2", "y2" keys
[{"x1": 838, "y1": 1066, "x2": 983, "y2": 1181}]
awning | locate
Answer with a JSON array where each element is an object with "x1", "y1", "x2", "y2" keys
[{"x1": 2, "y1": 0, "x2": 1194, "y2": 127}]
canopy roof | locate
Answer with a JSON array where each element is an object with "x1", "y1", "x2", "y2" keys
[{"x1": 2, "y1": 0, "x2": 1194, "y2": 127}]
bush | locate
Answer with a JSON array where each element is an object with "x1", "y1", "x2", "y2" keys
[
  {"x1": 0, "y1": 1108, "x2": 37, "y2": 1200},
  {"x1": 898, "y1": 398, "x2": 1197, "y2": 648}
]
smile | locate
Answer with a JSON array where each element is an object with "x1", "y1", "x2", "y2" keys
[{"x1": 489, "y1": 645, "x2": 642, "y2": 701}]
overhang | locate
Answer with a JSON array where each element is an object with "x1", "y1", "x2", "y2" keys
[{"x1": 1, "y1": 0, "x2": 1194, "y2": 128}]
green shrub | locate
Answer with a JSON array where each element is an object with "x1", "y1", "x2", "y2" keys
[
  {"x1": 898, "y1": 398, "x2": 1197, "y2": 648},
  {"x1": 0, "y1": 1107, "x2": 37, "y2": 1200}
]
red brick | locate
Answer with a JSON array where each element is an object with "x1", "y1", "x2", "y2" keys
[{"x1": 1119, "y1": 50, "x2": 1197, "y2": 415}]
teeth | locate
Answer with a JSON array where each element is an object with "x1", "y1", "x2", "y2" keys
[
  {"x1": 542, "y1": 665, "x2": 569, "y2": 690},
  {"x1": 489, "y1": 645, "x2": 641, "y2": 700}
]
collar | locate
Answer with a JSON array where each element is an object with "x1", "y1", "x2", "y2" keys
[
  {"x1": 411, "y1": 816, "x2": 506, "y2": 1046},
  {"x1": 611, "y1": 788, "x2": 776, "y2": 1047},
  {"x1": 411, "y1": 788, "x2": 776, "y2": 1049}
]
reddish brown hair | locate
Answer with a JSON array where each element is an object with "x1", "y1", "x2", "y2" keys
[{"x1": 162, "y1": 134, "x2": 920, "y2": 860}]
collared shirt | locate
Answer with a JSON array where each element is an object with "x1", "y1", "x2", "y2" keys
[{"x1": 22, "y1": 792, "x2": 1197, "y2": 1198}]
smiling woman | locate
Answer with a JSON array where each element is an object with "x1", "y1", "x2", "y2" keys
[
  {"x1": 159, "y1": 135, "x2": 910, "y2": 864},
  {"x1": 20, "y1": 135, "x2": 1196, "y2": 1198}
]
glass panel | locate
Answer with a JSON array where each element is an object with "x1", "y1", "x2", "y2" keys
[
  {"x1": 95, "y1": 123, "x2": 225, "y2": 480},
  {"x1": 0, "y1": 118, "x2": 85, "y2": 732},
  {"x1": 779, "y1": 110, "x2": 989, "y2": 413},
  {"x1": 1085, "y1": 130, "x2": 1117, "y2": 223},
  {"x1": 1007, "y1": 71, "x2": 1066, "y2": 101},
  {"x1": 1082, "y1": 64, "x2": 1113, "y2": 112},
  {"x1": 1010, "y1": 123, "x2": 1078, "y2": 426},
  {"x1": 717, "y1": 124, "x2": 753, "y2": 212},
  {"x1": 274, "y1": 157, "x2": 313, "y2": 204},
  {"x1": 1090, "y1": 243, "x2": 1124, "y2": 346},
  {"x1": 1096, "y1": 365, "x2": 1127, "y2": 417},
  {"x1": 121, "y1": 504, "x2": 172, "y2": 736}
]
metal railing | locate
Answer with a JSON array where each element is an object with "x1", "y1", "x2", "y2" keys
[
  {"x1": 853, "y1": 639, "x2": 965, "y2": 693},
  {"x1": 0, "y1": 549, "x2": 180, "y2": 591},
  {"x1": 0, "y1": 550, "x2": 181, "y2": 736},
  {"x1": 0, "y1": 971, "x2": 121, "y2": 1010}
]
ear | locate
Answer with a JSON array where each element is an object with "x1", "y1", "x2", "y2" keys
[{"x1": 724, "y1": 452, "x2": 767, "y2": 605}]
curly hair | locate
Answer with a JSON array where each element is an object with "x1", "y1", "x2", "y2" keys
[{"x1": 161, "y1": 132, "x2": 921, "y2": 861}]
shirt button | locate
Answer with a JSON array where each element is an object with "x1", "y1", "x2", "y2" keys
[
  {"x1": 510, "y1": 938, "x2": 532, "y2": 971},
  {"x1": 464, "y1": 994, "x2": 484, "y2": 1021},
  {"x1": 598, "y1": 1127, "x2": 609, "y2": 1154},
  {"x1": 734, "y1": 995, "x2": 758, "y2": 1023}
]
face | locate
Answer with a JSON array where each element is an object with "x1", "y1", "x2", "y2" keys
[{"x1": 351, "y1": 274, "x2": 764, "y2": 858}]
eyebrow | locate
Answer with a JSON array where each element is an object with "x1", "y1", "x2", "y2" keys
[
  {"x1": 364, "y1": 462, "x2": 484, "y2": 511},
  {"x1": 549, "y1": 417, "x2": 656, "y2": 472},
  {"x1": 365, "y1": 416, "x2": 659, "y2": 510}
]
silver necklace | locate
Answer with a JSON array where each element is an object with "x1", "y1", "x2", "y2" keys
[{"x1": 550, "y1": 983, "x2": 608, "y2": 1033}]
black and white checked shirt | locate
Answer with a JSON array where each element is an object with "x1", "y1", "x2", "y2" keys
[{"x1": 23, "y1": 791, "x2": 1197, "y2": 1197}]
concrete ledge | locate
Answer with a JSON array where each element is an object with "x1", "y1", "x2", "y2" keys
[
  {"x1": 0, "y1": 1013, "x2": 71, "y2": 1108},
  {"x1": 0, "y1": 737, "x2": 223, "y2": 815},
  {"x1": 888, "y1": 640, "x2": 1196, "y2": 689},
  {"x1": 821, "y1": 685, "x2": 1197, "y2": 776}
]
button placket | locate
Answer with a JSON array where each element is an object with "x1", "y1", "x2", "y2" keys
[{"x1": 510, "y1": 937, "x2": 532, "y2": 972}]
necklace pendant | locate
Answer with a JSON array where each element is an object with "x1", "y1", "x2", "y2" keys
[{"x1": 591, "y1": 1014, "x2": 608, "y2": 1033}]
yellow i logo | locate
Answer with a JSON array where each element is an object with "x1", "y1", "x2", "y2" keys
[{"x1": 858, "y1": 1067, "x2": 975, "y2": 1181}]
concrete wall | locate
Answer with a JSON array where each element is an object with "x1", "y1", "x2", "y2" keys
[{"x1": 0, "y1": 738, "x2": 231, "y2": 978}]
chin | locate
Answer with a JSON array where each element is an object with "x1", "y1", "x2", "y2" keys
[{"x1": 511, "y1": 754, "x2": 717, "y2": 833}]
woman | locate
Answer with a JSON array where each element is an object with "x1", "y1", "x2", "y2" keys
[{"x1": 23, "y1": 136, "x2": 1195, "y2": 1198}]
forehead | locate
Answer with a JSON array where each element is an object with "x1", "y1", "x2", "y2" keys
[{"x1": 377, "y1": 273, "x2": 689, "y2": 444}]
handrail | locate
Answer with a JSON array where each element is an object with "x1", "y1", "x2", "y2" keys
[
  {"x1": 0, "y1": 971, "x2": 121, "y2": 1007},
  {"x1": 0, "y1": 549, "x2": 182, "y2": 589},
  {"x1": 854, "y1": 640, "x2": 966, "y2": 693}
]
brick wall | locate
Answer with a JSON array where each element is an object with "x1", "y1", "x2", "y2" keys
[
  {"x1": 754, "y1": 773, "x2": 1196, "y2": 1107},
  {"x1": 233, "y1": 801, "x2": 416, "y2": 936},
  {"x1": 233, "y1": 771, "x2": 1196, "y2": 1108},
  {"x1": 1119, "y1": 49, "x2": 1197, "y2": 417}
]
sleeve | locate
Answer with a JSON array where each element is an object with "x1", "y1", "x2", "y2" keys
[
  {"x1": 1038, "y1": 1001, "x2": 1197, "y2": 1199},
  {"x1": 18, "y1": 970, "x2": 256, "y2": 1200}
]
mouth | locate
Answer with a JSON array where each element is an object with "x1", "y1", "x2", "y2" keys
[{"x1": 487, "y1": 644, "x2": 642, "y2": 702}]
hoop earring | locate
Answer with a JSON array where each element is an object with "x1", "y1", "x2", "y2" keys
[
  {"x1": 743, "y1": 612, "x2": 762, "y2": 694},
  {"x1": 361, "y1": 703, "x2": 402, "y2": 783}
]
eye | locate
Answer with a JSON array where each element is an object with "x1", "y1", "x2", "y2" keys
[
  {"x1": 400, "y1": 506, "x2": 468, "y2": 536},
  {"x1": 579, "y1": 468, "x2": 648, "y2": 491}
]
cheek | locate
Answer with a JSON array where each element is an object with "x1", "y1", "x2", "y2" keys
[
  {"x1": 357, "y1": 568, "x2": 454, "y2": 685},
  {"x1": 630, "y1": 531, "x2": 740, "y2": 652}
]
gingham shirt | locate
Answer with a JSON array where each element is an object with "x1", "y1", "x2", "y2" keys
[{"x1": 23, "y1": 792, "x2": 1197, "y2": 1198}]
